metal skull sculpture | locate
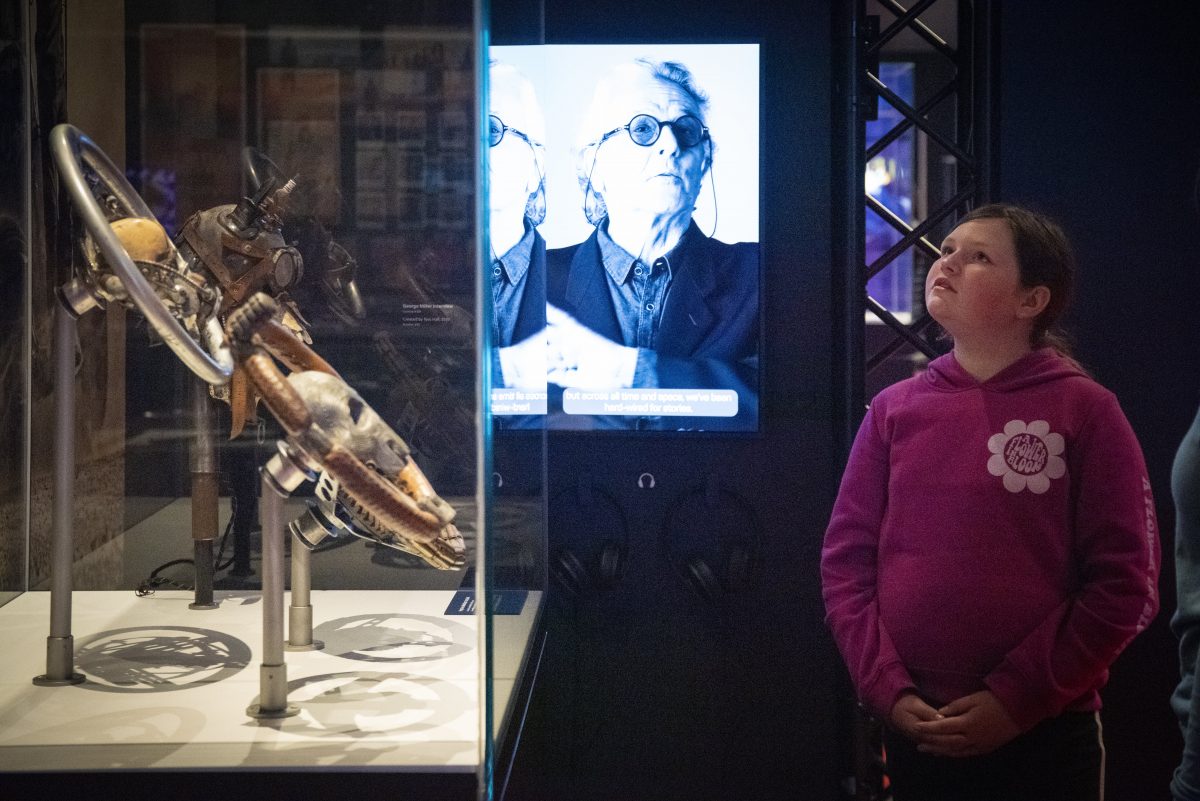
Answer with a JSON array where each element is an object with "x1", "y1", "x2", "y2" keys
[
  {"x1": 290, "y1": 372, "x2": 411, "y2": 479},
  {"x1": 226, "y1": 292, "x2": 466, "y2": 570}
]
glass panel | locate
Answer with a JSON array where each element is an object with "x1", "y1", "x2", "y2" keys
[
  {"x1": 485, "y1": 29, "x2": 550, "y2": 793},
  {"x1": 0, "y1": 3, "x2": 548, "y2": 793},
  {"x1": 114, "y1": 13, "x2": 481, "y2": 577}
]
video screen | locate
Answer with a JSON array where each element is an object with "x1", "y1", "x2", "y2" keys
[{"x1": 488, "y1": 44, "x2": 760, "y2": 432}]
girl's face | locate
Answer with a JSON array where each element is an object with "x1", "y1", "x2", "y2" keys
[{"x1": 925, "y1": 218, "x2": 1043, "y2": 341}]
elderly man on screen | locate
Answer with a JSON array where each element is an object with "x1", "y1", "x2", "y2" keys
[
  {"x1": 544, "y1": 58, "x2": 758, "y2": 428},
  {"x1": 489, "y1": 61, "x2": 549, "y2": 392}
]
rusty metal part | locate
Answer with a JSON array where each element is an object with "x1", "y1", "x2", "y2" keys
[
  {"x1": 321, "y1": 442, "x2": 442, "y2": 544},
  {"x1": 395, "y1": 461, "x2": 456, "y2": 525},
  {"x1": 258, "y1": 318, "x2": 338, "y2": 377},
  {"x1": 190, "y1": 471, "x2": 220, "y2": 542},
  {"x1": 396, "y1": 523, "x2": 467, "y2": 570},
  {"x1": 180, "y1": 201, "x2": 304, "y2": 315},
  {"x1": 229, "y1": 366, "x2": 257, "y2": 440},
  {"x1": 226, "y1": 293, "x2": 462, "y2": 563},
  {"x1": 240, "y1": 349, "x2": 314, "y2": 437}
]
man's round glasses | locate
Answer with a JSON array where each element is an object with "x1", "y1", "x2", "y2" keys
[
  {"x1": 489, "y1": 115, "x2": 541, "y2": 148},
  {"x1": 598, "y1": 113, "x2": 709, "y2": 149}
]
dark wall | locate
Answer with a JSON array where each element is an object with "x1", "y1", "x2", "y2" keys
[
  {"x1": 997, "y1": 2, "x2": 1200, "y2": 798},
  {"x1": 495, "y1": 2, "x2": 847, "y2": 800}
]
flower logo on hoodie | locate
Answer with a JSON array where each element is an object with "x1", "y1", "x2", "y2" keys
[{"x1": 987, "y1": 419, "x2": 1066, "y2": 494}]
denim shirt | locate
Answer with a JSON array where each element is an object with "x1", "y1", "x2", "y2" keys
[
  {"x1": 595, "y1": 222, "x2": 675, "y2": 349},
  {"x1": 491, "y1": 224, "x2": 535, "y2": 348},
  {"x1": 596, "y1": 222, "x2": 682, "y2": 388},
  {"x1": 1172, "y1": 403, "x2": 1200, "y2": 801}
]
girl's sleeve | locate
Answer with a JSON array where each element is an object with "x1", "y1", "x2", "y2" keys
[
  {"x1": 821, "y1": 404, "x2": 917, "y2": 718},
  {"x1": 984, "y1": 391, "x2": 1160, "y2": 732}
]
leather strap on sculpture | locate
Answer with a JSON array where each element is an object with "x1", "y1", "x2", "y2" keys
[
  {"x1": 256, "y1": 317, "x2": 338, "y2": 376},
  {"x1": 226, "y1": 293, "x2": 465, "y2": 567},
  {"x1": 229, "y1": 368, "x2": 258, "y2": 440},
  {"x1": 227, "y1": 318, "x2": 339, "y2": 439},
  {"x1": 181, "y1": 218, "x2": 291, "y2": 314}
]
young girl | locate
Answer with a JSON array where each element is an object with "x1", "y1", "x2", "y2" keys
[{"x1": 821, "y1": 204, "x2": 1160, "y2": 800}]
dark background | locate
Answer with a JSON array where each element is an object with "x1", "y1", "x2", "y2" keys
[{"x1": 994, "y1": 2, "x2": 1200, "y2": 799}]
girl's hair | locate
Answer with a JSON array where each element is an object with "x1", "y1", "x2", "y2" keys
[{"x1": 960, "y1": 203, "x2": 1076, "y2": 354}]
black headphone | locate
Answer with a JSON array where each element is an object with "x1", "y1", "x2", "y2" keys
[
  {"x1": 550, "y1": 476, "x2": 629, "y2": 597},
  {"x1": 660, "y1": 476, "x2": 760, "y2": 603}
]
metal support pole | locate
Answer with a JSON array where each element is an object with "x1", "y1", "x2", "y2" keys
[
  {"x1": 33, "y1": 301, "x2": 85, "y2": 686},
  {"x1": 286, "y1": 530, "x2": 322, "y2": 651},
  {"x1": 190, "y1": 376, "x2": 219, "y2": 609},
  {"x1": 247, "y1": 447, "x2": 302, "y2": 719},
  {"x1": 966, "y1": 0, "x2": 999, "y2": 204},
  {"x1": 833, "y1": 0, "x2": 868, "y2": 462}
]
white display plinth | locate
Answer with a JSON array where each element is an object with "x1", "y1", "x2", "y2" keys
[{"x1": 0, "y1": 588, "x2": 539, "y2": 772}]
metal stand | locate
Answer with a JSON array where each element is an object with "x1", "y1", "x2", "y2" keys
[
  {"x1": 33, "y1": 300, "x2": 86, "y2": 686},
  {"x1": 190, "y1": 376, "x2": 219, "y2": 609},
  {"x1": 246, "y1": 444, "x2": 309, "y2": 719},
  {"x1": 286, "y1": 530, "x2": 323, "y2": 651}
]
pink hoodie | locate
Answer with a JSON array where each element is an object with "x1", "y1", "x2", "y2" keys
[{"x1": 821, "y1": 348, "x2": 1159, "y2": 731}]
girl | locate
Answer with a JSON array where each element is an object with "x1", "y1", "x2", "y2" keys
[{"x1": 821, "y1": 204, "x2": 1159, "y2": 800}]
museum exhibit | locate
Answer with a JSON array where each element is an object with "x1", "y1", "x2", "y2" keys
[{"x1": 0, "y1": 1, "x2": 1197, "y2": 799}]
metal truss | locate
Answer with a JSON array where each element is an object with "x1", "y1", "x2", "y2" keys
[
  {"x1": 836, "y1": 9, "x2": 1001, "y2": 801},
  {"x1": 862, "y1": 0, "x2": 997, "y2": 375}
]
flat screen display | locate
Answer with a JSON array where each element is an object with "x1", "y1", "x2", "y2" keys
[{"x1": 488, "y1": 44, "x2": 760, "y2": 432}]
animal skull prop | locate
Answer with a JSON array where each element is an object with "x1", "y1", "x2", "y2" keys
[
  {"x1": 289, "y1": 372, "x2": 411, "y2": 479},
  {"x1": 227, "y1": 292, "x2": 465, "y2": 570}
]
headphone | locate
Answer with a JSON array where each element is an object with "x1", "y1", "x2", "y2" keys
[
  {"x1": 550, "y1": 475, "x2": 629, "y2": 598},
  {"x1": 660, "y1": 476, "x2": 760, "y2": 603}
]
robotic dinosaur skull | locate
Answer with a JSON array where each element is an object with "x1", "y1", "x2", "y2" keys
[
  {"x1": 283, "y1": 369, "x2": 465, "y2": 568},
  {"x1": 287, "y1": 371, "x2": 411, "y2": 479}
]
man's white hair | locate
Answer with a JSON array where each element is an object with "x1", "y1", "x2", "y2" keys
[
  {"x1": 574, "y1": 58, "x2": 713, "y2": 225},
  {"x1": 489, "y1": 60, "x2": 546, "y2": 145}
]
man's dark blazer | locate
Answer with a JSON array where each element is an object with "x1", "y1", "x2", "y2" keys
[
  {"x1": 493, "y1": 227, "x2": 547, "y2": 430},
  {"x1": 546, "y1": 221, "x2": 759, "y2": 429},
  {"x1": 547, "y1": 221, "x2": 758, "y2": 387}
]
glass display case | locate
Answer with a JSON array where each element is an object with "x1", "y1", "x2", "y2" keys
[{"x1": 0, "y1": 2, "x2": 546, "y2": 796}]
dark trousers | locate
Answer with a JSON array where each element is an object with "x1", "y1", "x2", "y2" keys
[{"x1": 883, "y1": 711, "x2": 1104, "y2": 801}]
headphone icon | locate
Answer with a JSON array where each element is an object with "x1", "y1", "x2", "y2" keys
[
  {"x1": 550, "y1": 475, "x2": 629, "y2": 598},
  {"x1": 660, "y1": 476, "x2": 760, "y2": 603}
]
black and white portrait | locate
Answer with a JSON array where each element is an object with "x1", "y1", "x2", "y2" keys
[{"x1": 489, "y1": 44, "x2": 759, "y2": 430}]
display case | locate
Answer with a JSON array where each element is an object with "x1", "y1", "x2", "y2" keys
[{"x1": 0, "y1": 2, "x2": 546, "y2": 797}]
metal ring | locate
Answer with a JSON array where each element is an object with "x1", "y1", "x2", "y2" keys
[{"x1": 50, "y1": 124, "x2": 233, "y2": 385}]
